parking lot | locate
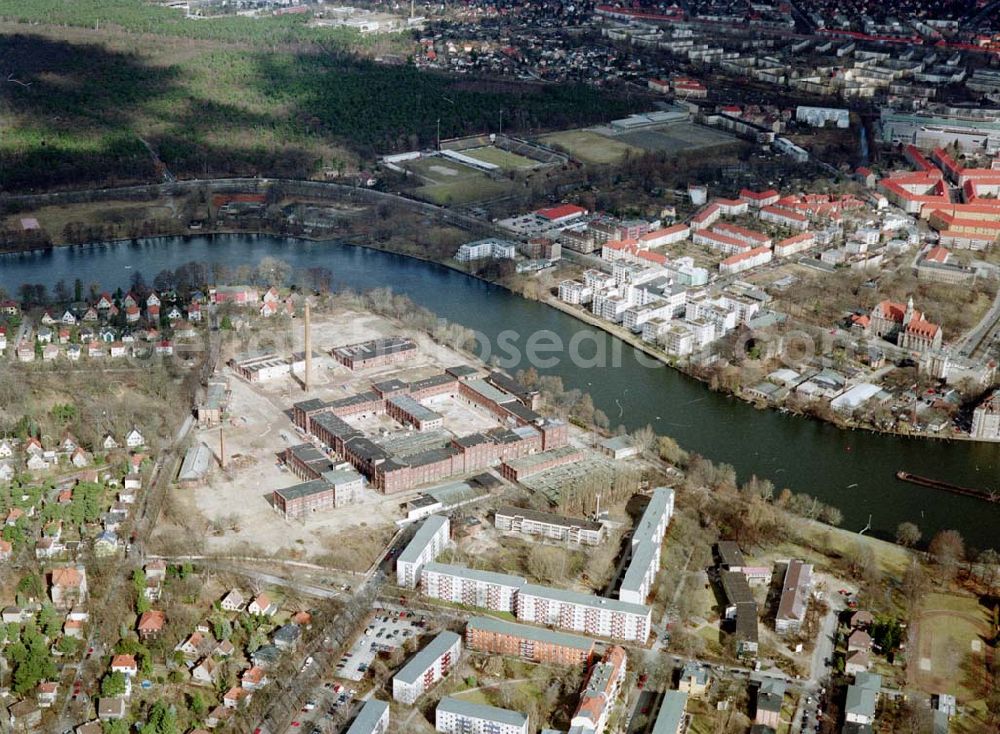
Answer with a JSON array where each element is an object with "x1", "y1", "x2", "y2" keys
[
  {"x1": 334, "y1": 611, "x2": 425, "y2": 682},
  {"x1": 287, "y1": 679, "x2": 357, "y2": 734}
]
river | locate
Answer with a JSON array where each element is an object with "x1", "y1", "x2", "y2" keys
[{"x1": 1, "y1": 234, "x2": 997, "y2": 551}]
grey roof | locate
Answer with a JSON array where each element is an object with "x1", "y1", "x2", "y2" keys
[
  {"x1": 777, "y1": 560, "x2": 813, "y2": 623},
  {"x1": 395, "y1": 631, "x2": 461, "y2": 686},
  {"x1": 345, "y1": 699, "x2": 389, "y2": 734},
  {"x1": 620, "y1": 540, "x2": 657, "y2": 597},
  {"x1": 845, "y1": 675, "x2": 881, "y2": 718},
  {"x1": 177, "y1": 443, "x2": 212, "y2": 482},
  {"x1": 495, "y1": 505, "x2": 602, "y2": 532},
  {"x1": 633, "y1": 487, "x2": 674, "y2": 546},
  {"x1": 274, "y1": 479, "x2": 331, "y2": 502},
  {"x1": 422, "y1": 562, "x2": 526, "y2": 588},
  {"x1": 519, "y1": 584, "x2": 651, "y2": 618},
  {"x1": 757, "y1": 678, "x2": 786, "y2": 713},
  {"x1": 716, "y1": 541, "x2": 746, "y2": 567},
  {"x1": 652, "y1": 691, "x2": 688, "y2": 734},
  {"x1": 600, "y1": 435, "x2": 635, "y2": 452},
  {"x1": 464, "y1": 378, "x2": 517, "y2": 406},
  {"x1": 466, "y1": 616, "x2": 594, "y2": 652},
  {"x1": 397, "y1": 515, "x2": 449, "y2": 566},
  {"x1": 720, "y1": 571, "x2": 755, "y2": 606},
  {"x1": 437, "y1": 696, "x2": 527, "y2": 728},
  {"x1": 388, "y1": 394, "x2": 442, "y2": 423},
  {"x1": 321, "y1": 467, "x2": 363, "y2": 486}
]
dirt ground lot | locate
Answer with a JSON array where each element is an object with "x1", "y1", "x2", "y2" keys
[
  {"x1": 184, "y1": 308, "x2": 518, "y2": 562},
  {"x1": 908, "y1": 592, "x2": 990, "y2": 702}
]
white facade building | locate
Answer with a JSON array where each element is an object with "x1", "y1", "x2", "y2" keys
[
  {"x1": 516, "y1": 585, "x2": 651, "y2": 643},
  {"x1": 435, "y1": 698, "x2": 529, "y2": 734},
  {"x1": 396, "y1": 515, "x2": 450, "y2": 588},
  {"x1": 421, "y1": 563, "x2": 526, "y2": 613},
  {"x1": 392, "y1": 631, "x2": 462, "y2": 704}
]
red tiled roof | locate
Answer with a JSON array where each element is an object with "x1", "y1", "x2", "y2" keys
[{"x1": 536, "y1": 204, "x2": 586, "y2": 221}]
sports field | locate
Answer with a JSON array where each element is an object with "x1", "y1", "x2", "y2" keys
[
  {"x1": 539, "y1": 122, "x2": 740, "y2": 164},
  {"x1": 909, "y1": 592, "x2": 991, "y2": 701},
  {"x1": 462, "y1": 146, "x2": 539, "y2": 170},
  {"x1": 619, "y1": 123, "x2": 738, "y2": 154},
  {"x1": 403, "y1": 155, "x2": 481, "y2": 182},
  {"x1": 537, "y1": 129, "x2": 640, "y2": 164}
]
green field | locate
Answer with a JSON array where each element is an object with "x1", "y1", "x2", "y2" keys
[
  {"x1": 402, "y1": 154, "x2": 513, "y2": 204},
  {"x1": 462, "y1": 146, "x2": 540, "y2": 170},
  {"x1": 537, "y1": 129, "x2": 640, "y2": 165},
  {"x1": 911, "y1": 592, "x2": 990, "y2": 701}
]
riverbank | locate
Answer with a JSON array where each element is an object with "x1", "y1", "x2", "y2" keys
[{"x1": 8, "y1": 179, "x2": 992, "y2": 443}]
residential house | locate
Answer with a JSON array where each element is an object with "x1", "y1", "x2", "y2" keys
[
  {"x1": 8, "y1": 700, "x2": 41, "y2": 730},
  {"x1": 222, "y1": 686, "x2": 252, "y2": 709},
  {"x1": 273, "y1": 623, "x2": 302, "y2": 650},
  {"x1": 754, "y1": 678, "x2": 785, "y2": 729},
  {"x1": 36, "y1": 681, "x2": 59, "y2": 708},
  {"x1": 192, "y1": 657, "x2": 220, "y2": 686},
  {"x1": 51, "y1": 566, "x2": 88, "y2": 608},
  {"x1": 220, "y1": 589, "x2": 245, "y2": 612},
  {"x1": 678, "y1": 662, "x2": 711, "y2": 698},
  {"x1": 110, "y1": 654, "x2": 137, "y2": 677},
  {"x1": 97, "y1": 697, "x2": 126, "y2": 721},
  {"x1": 248, "y1": 594, "x2": 277, "y2": 617},
  {"x1": 137, "y1": 610, "x2": 166, "y2": 640},
  {"x1": 102, "y1": 435, "x2": 119, "y2": 451},
  {"x1": 241, "y1": 666, "x2": 268, "y2": 690},
  {"x1": 176, "y1": 631, "x2": 208, "y2": 658},
  {"x1": 125, "y1": 428, "x2": 145, "y2": 449},
  {"x1": 70, "y1": 448, "x2": 91, "y2": 468}
]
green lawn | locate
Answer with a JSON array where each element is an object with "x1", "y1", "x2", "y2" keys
[
  {"x1": 462, "y1": 146, "x2": 539, "y2": 170},
  {"x1": 537, "y1": 129, "x2": 640, "y2": 165}
]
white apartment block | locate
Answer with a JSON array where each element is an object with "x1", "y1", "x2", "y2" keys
[
  {"x1": 495, "y1": 506, "x2": 605, "y2": 546},
  {"x1": 715, "y1": 198, "x2": 749, "y2": 216},
  {"x1": 583, "y1": 269, "x2": 615, "y2": 290},
  {"x1": 455, "y1": 239, "x2": 517, "y2": 262},
  {"x1": 559, "y1": 280, "x2": 593, "y2": 305},
  {"x1": 632, "y1": 488, "x2": 675, "y2": 547},
  {"x1": 759, "y1": 205, "x2": 809, "y2": 231},
  {"x1": 971, "y1": 391, "x2": 1000, "y2": 440},
  {"x1": 619, "y1": 539, "x2": 660, "y2": 605},
  {"x1": 692, "y1": 229, "x2": 750, "y2": 256},
  {"x1": 623, "y1": 302, "x2": 675, "y2": 333},
  {"x1": 516, "y1": 584, "x2": 651, "y2": 643},
  {"x1": 436, "y1": 697, "x2": 529, "y2": 734},
  {"x1": 719, "y1": 246, "x2": 773, "y2": 275},
  {"x1": 421, "y1": 563, "x2": 526, "y2": 613},
  {"x1": 392, "y1": 631, "x2": 462, "y2": 704},
  {"x1": 345, "y1": 699, "x2": 390, "y2": 734},
  {"x1": 774, "y1": 233, "x2": 815, "y2": 258},
  {"x1": 619, "y1": 488, "x2": 674, "y2": 605},
  {"x1": 396, "y1": 515, "x2": 450, "y2": 588},
  {"x1": 640, "y1": 224, "x2": 690, "y2": 247},
  {"x1": 685, "y1": 297, "x2": 738, "y2": 334}
]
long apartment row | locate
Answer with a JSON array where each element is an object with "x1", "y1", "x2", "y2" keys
[
  {"x1": 346, "y1": 614, "x2": 691, "y2": 734},
  {"x1": 395, "y1": 488, "x2": 674, "y2": 645}
]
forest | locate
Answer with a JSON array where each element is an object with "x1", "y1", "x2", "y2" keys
[{"x1": 0, "y1": 1, "x2": 642, "y2": 192}]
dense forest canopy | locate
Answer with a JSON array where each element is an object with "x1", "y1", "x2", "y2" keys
[{"x1": 0, "y1": 1, "x2": 643, "y2": 192}]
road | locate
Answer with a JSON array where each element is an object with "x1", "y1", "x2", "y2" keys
[{"x1": 958, "y1": 285, "x2": 1000, "y2": 358}]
